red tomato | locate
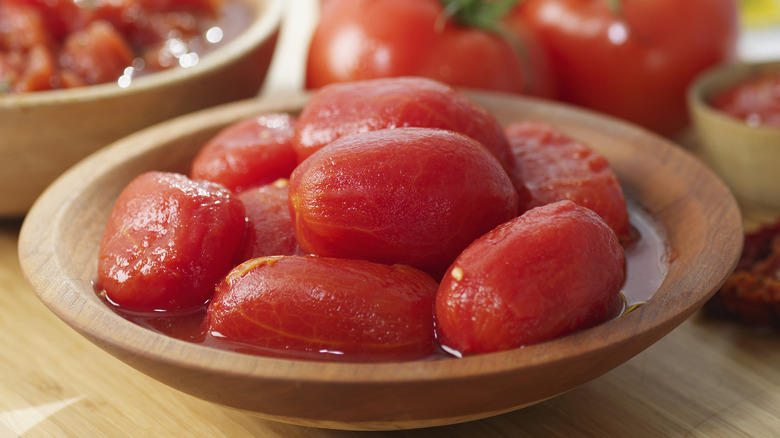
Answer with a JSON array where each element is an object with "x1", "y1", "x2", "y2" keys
[
  {"x1": 96, "y1": 172, "x2": 246, "y2": 312},
  {"x1": 236, "y1": 179, "x2": 299, "y2": 262},
  {"x1": 59, "y1": 20, "x2": 135, "y2": 86},
  {"x1": 0, "y1": 2, "x2": 57, "y2": 93},
  {"x1": 710, "y1": 72, "x2": 780, "y2": 128},
  {"x1": 505, "y1": 121, "x2": 631, "y2": 242},
  {"x1": 5, "y1": 0, "x2": 86, "y2": 39},
  {"x1": 306, "y1": 0, "x2": 556, "y2": 98},
  {"x1": 2, "y1": 0, "x2": 224, "y2": 91},
  {"x1": 294, "y1": 76, "x2": 515, "y2": 171},
  {"x1": 190, "y1": 113, "x2": 299, "y2": 193},
  {"x1": 289, "y1": 127, "x2": 519, "y2": 278},
  {"x1": 206, "y1": 255, "x2": 438, "y2": 361},
  {"x1": 136, "y1": 0, "x2": 221, "y2": 15},
  {"x1": 435, "y1": 200, "x2": 625, "y2": 355},
  {"x1": 512, "y1": 0, "x2": 739, "y2": 136}
]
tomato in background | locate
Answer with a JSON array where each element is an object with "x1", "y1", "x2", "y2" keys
[
  {"x1": 306, "y1": 0, "x2": 557, "y2": 98},
  {"x1": 511, "y1": 0, "x2": 739, "y2": 136}
]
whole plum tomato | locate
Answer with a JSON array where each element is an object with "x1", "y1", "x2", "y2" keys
[
  {"x1": 96, "y1": 171, "x2": 246, "y2": 312},
  {"x1": 190, "y1": 113, "x2": 298, "y2": 193},
  {"x1": 505, "y1": 121, "x2": 631, "y2": 242},
  {"x1": 206, "y1": 255, "x2": 439, "y2": 361},
  {"x1": 306, "y1": 0, "x2": 556, "y2": 98},
  {"x1": 294, "y1": 76, "x2": 515, "y2": 171},
  {"x1": 435, "y1": 200, "x2": 625, "y2": 356},
  {"x1": 236, "y1": 179, "x2": 299, "y2": 262},
  {"x1": 289, "y1": 127, "x2": 519, "y2": 278},
  {"x1": 511, "y1": 0, "x2": 738, "y2": 136}
]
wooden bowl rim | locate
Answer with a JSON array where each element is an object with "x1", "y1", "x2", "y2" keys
[
  {"x1": 688, "y1": 58, "x2": 780, "y2": 136},
  {"x1": 0, "y1": 0, "x2": 283, "y2": 110},
  {"x1": 19, "y1": 91, "x2": 743, "y2": 387}
]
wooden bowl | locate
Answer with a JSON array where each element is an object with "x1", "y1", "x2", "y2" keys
[
  {"x1": 18, "y1": 91, "x2": 743, "y2": 431},
  {"x1": 688, "y1": 59, "x2": 780, "y2": 218},
  {"x1": 0, "y1": 0, "x2": 283, "y2": 217}
]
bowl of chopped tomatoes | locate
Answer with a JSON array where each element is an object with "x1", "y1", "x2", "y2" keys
[
  {"x1": 0, "y1": 0, "x2": 282, "y2": 217},
  {"x1": 688, "y1": 59, "x2": 780, "y2": 216},
  {"x1": 19, "y1": 80, "x2": 742, "y2": 430}
]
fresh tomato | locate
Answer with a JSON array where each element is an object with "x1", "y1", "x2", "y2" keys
[
  {"x1": 306, "y1": 0, "x2": 556, "y2": 98},
  {"x1": 511, "y1": 0, "x2": 739, "y2": 136}
]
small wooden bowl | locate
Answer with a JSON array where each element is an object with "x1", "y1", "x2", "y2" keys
[
  {"x1": 688, "y1": 59, "x2": 780, "y2": 218},
  {"x1": 19, "y1": 92, "x2": 743, "y2": 431},
  {"x1": 0, "y1": 0, "x2": 283, "y2": 217}
]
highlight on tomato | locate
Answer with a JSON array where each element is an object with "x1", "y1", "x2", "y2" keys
[{"x1": 510, "y1": 0, "x2": 739, "y2": 136}]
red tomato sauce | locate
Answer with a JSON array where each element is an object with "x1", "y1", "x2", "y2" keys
[
  {"x1": 710, "y1": 72, "x2": 780, "y2": 128},
  {"x1": 95, "y1": 198, "x2": 669, "y2": 363},
  {"x1": 0, "y1": 0, "x2": 251, "y2": 94}
]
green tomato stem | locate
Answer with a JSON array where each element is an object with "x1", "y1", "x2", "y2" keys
[
  {"x1": 607, "y1": 0, "x2": 622, "y2": 16},
  {"x1": 439, "y1": 0, "x2": 522, "y2": 32}
]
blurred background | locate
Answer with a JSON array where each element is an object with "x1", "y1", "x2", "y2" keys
[
  {"x1": 266, "y1": 0, "x2": 780, "y2": 95},
  {"x1": 739, "y1": 0, "x2": 780, "y2": 60}
]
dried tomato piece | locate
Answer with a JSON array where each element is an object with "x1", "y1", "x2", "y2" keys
[{"x1": 706, "y1": 220, "x2": 780, "y2": 327}]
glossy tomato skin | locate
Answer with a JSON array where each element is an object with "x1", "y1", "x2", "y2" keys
[
  {"x1": 191, "y1": 113, "x2": 299, "y2": 193},
  {"x1": 435, "y1": 200, "x2": 625, "y2": 356},
  {"x1": 206, "y1": 255, "x2": 439, "y2": 361},
  {"x1": 236, "y1": 179, "x2": 299, "y2": 262},
  {"x1": 289, "y1": 127, "x2": 519, "y2": 278},
  {"x1": 512, "y1": 0, "x2": 738, "y2": 136},
  {"x1": 306, "y1": 0, "x2": 555, "y2": 97},
  {"x1": 96, "y1": 171, "x2": 246, "y2": 312},
  {"x1": 505, "y1": 121, "x2": 631, "y2": 242},
  {"x1": 294, "y1": 76, "x2": 515, "y2": 171}
]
